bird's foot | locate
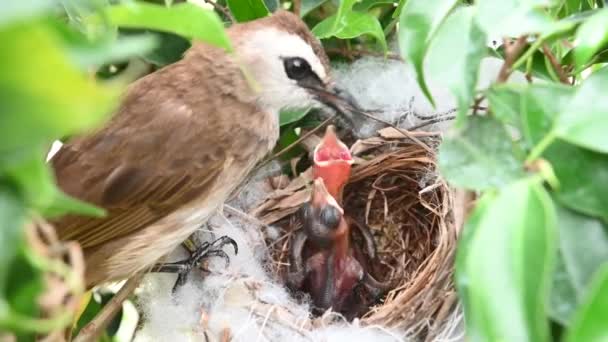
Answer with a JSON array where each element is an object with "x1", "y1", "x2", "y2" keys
[{"x1": 152, "y1": 236, "x2": 238, "y2": 292}]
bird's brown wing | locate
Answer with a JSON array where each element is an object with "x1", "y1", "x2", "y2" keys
[
  {"x1": 51, "y1": 121, "x2": 227, "y2": 250},
  {"x1": 50, "y1": 61, "x2": 236, "y2": 250}
]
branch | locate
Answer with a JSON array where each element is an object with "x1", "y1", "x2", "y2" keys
[
  {"x1": 497, "y1": 36, "x2": 528, "y2": 83},
  {"x1": 73, "y1": 274, "x2": 143, "y2": 342},
  {"x1": 205, "y1": 0, "x2": 235, "y2": 24},
  {"x1": 293, "y1": 0, "x2": 301, "y2": 17},
  {"x1": 542, "y1": 44, "x2": 569, "y2": 84}
]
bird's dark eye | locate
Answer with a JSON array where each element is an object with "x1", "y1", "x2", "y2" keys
[
  {"x1": 283, "y1": 57, "x2": 312, "y2": 81},
  {"x1": 319, "y1": 206, "x2": 341, "y2": 229}
]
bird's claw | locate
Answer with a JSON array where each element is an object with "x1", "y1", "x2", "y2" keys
[{"x1": 152, "y1": 235, "x2": 238, "y2": 292}]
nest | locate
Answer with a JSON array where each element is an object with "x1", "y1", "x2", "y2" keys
[{"x1": 251, "y1": 127, "x2": 460, "y2": 339}]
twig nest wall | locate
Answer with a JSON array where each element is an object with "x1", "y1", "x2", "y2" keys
[{"x1": 252, "y1": 128, "x2": 459, "y2": 339}]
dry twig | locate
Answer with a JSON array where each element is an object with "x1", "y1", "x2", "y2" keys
[{"x1": 73, "y1": 274, "x2": 143, "y2": 342}]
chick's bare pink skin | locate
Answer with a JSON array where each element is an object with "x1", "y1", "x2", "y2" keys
[
  {"x1": 290, "y1": 179, "x2": 363, "y2": 312},
  {"x1": 313, "y1": 125, "x2": 353, "y2": 203},
  {"x1": 288, "y1": 179, "x2": 394, "y2": 315}
]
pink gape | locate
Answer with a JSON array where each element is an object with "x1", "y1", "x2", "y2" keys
[{"x1": 287, "y1": 126, "x2": 391, "y2": 315}]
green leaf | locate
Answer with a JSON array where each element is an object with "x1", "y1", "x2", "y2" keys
[
  {"x1": 426, "y1": 6, "x2": 486, "y2": 123},
  {"x1": 476, "y1": 0, "x2": 571, "y2": 38},
  {"x1": 3, "y1": 154, "x2": 56, "y2": 210},
  {"x1": 398, "y1": 0, "x2": 457, "y2": 106},
  {"x1": 3, "y1": 153, "x2": 105, "y2": 218},
  {"x1": 550, "y1": 205, "x2": 608, "y2": 324},
  {"x1": 0, "y1": 184, "x2": 26, "y2": 296},
  {"x1": 102, "y1": 2, "x2": 232, "y2": 51},
  {"x1": 353, "y1": 0, "x2": 398, "y2": 11},
  {"x1": 263, "y1": 0, "x2": 279, "y2": 12},
  {"x1": 545, "y1": 141, "x2": 608, "y2": 222},
  {"x1": 565, "y1": 264, "x2": 608, "y2": 342},
  {"x1": 459, "y1": 179, "x2": 557, "y2": 342},
  {"x1": 0, "y1": 20, "x2": 120, "y2": 155},
  {"x1": 140, "y1": 31, "x2": 190, "y2": 66},
  {"x1": 486, "y1": 83, "x2": 575, "y2": 147},
  {"x1": 226, "y1": 0, "x2": 269, "y2": 22},
  {"x1": 455, "y1": 191, "x2": 496, "y2": 341},
  {"x1": 49, "y1": 20, "x2": 160, "y2": 68},
  {"x1": 0, "y1": 0, "x2": 54, "y2": 28},
  {"x1": 301, "y1": 0, "x2": 329, "y2": 17},
  {"x1": 438, "y1": 116, "x2": 525, "y2": 191},
  {"x1": 280, "y1": 108, "x2": 311, "y2": 126},
  {"x1": 555, "y1": 66, "x2": 608, "y2": 153},
  {"x1": 43, "y1": 190, "x2": 106, "y2": 218},
  {"x1": 312, "y1": 1, "x2": 387, "y2": 52},
  {"x1": 574, "y1": 9, "x2": 608, "y2": 69}
]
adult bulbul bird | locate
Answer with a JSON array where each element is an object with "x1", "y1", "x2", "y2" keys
[{"x1": 51, "y1": 10, "x2": 357, "y2": 288}]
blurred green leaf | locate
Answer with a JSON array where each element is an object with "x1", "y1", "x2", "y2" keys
[
  {"x1": 43, "y1": 190, "x2": 106, "y2": 218},
  {"x1": 73, "y1": 292, "x2": 123, "y2": 338},
  {"x1": 398, "y1": 0, "x2": 457, "y2": 106},
  {"x1": 565, "y1": 264, "x2": 608, "y2": 342},
  {"x1": 0, "y1": 185, "x2": 26, "y2": 296},
  {"x1": 301, "y1": 0, "x2": 329, "y2": 17},
  {"x1": 518, "y1": 84, "x2": 574, "y2": 146},
  {"x1": 486, "y1": 83, "x2": 574, "y2": 146},
  {"x1": 455, "y1": 191, "x2": 495, "y2": 342},
  {"x1": 0, "y1": 21, "x2": 120, "y2": 155},
  {"x1": 276, "y1": 127, "x2": 305, "y2": 161},
  {"x1": 3, "y1": 154, "x2": 56, "y2": 210},
  {"x1": 427, "y1": 6, "x2": 486, "y2": 123},
  {"x1": 476, "y1": 0, "x2": 572, "y2": 37},
  {"x1": 438, "y1": 116, "x2": 525, "y2": 191},
  {"x1": 3, "y1": 152, "x2": 106, "y2": 217},
  {"x1": 555, "y1": 66, "x2": 608, "y2": 153},
  {"x1": 353, "y1": 0, "x2": 398, "y2": 11},
  {"x1": 263, "y1": 0, "x2": 279, "y2": 12},
  {"x1": 6, "y1": 253, "x2": 43, "y2": 320},
  {"x1": 573, "y1": 9, "x2": 608, "y2": 70},
  {"x1": 280, "y1": 108, "x2": 311, "y2": 126},
  {"x1": 459, "y1": 178, "x2": 557, "y2": 342},
  {"x1": 551, "y1": 252, "x2": 580, "y2": 325},
  {"x1": 139, "y1": 31, "x2": 190, "y2": 66},
  {"x1": 545, "y1": 142, "x2": 608, "y2": 222},
  {"x1": 226, "y1": 0, "x2": 269, "y2": 22},
  {"x1": 550, "y1": 205, "x2": 608, "y2": 324},
  {"x1": 102, "y1": 2, "x2": 232, "y2": 51},
  {"x1": 313, "y1": 0, "x2": 388, "y2": 52},
  {"x1": 49, "y1": 19, "x2": 159, "y2": 68},
  {"x1": 0, "y1": 0, "x2": 55, "y2": 28}
]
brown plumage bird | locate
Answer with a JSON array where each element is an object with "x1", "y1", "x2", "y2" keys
[{"x1": 51, "y1": 10, "x2": 356, "y2": 288}]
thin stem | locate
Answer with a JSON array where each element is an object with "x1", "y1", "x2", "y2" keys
[
  {"x1": 542, "y1": 44, "x2": 569, "y2": 84},
  {"x1": 511, "y1": 37, "x2": 544, "y2": 72},
  {"x1": 526, "y1": 131, "x2": 557, "y2": 163}
]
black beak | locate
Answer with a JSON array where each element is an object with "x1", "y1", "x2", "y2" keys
[{"x1": 301, "y1": 82, "x2": 385, "y2": 139}]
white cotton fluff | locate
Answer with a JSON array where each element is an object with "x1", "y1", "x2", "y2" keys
[
  {"x1": 134, "y1": 209, "x2": 408, "y2": 342},
  {"x1": 332, "y1": 54, "x2": 531, "y2": 138},
  {"x1": 227, "y1": 161, "x2": 282, "y2": 213}
]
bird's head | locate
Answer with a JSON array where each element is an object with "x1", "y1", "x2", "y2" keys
[
  {"x1": 230, "y1": 10, "x2": 358, "y2": 116},
  {"x1": 301, "y1": 178, "x2": 348, "y2": 246}
]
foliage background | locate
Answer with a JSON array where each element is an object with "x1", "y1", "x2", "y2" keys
[{"x1": 1, "y1": 0, "x2": 607, "y2": 341}]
